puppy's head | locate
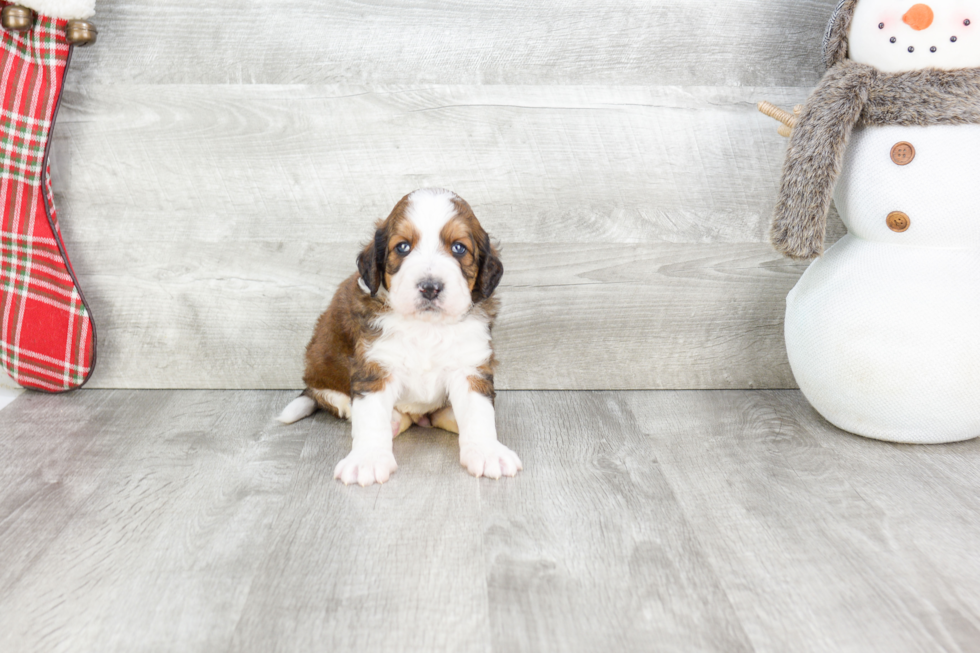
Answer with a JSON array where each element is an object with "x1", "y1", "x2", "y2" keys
[{"x1": 357, "y1": 189, "x2": 502, "y2": 320}]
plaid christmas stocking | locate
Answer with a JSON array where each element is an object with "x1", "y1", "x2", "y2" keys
[{"x1": 0, "y1": 1, "x2": 97, "y2": 391}]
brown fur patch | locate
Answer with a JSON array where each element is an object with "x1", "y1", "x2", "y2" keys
[
  {"x1": 440, "y1": 214, "x2": 481, "y2": 291},
  {"x1": 467, "y1": 358, "x2": 497, "y2": 404},
  {"x1": 302, "y1": 273, "x2": 391, "y2": 400},
  {"x1": 356, "y1": 193, "x2": 415, "y2": 296},
  {"x1": 383, "y1": 212, "x2": 419, "y2": 291},
  {"x1": 448, "y1": 196, "x2": 504, "y2": 303},
  {"x1": 302, "y1": 387, "x2": 345, "y2": 418}
]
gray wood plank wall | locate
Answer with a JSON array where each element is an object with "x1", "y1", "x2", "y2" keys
[{"x1": 50, "y1": 0, "x2": 847, "y2": 390}]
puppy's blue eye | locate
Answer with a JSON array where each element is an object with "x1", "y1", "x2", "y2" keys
[
  {"x1": 451, "y1": 242, "x2": 467, "y2": 256},
  {"x1": 395, "y1": 242, "x2": 411, "y2": 255}
]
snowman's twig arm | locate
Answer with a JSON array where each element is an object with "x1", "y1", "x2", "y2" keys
[
  {"x1": 770, "y1": 61, "x2": 875, "y2": 259},
  {"x1": 757, "y1": 101, "x2": 802, "y2": 137}
]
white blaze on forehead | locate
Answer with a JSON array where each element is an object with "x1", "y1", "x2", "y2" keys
[
  {"x1": 849, "y1": 0, "x2": 980, "y2": 71},
  {"x1": 405, "y1": 188, "x2": 458, "y2": 247}
]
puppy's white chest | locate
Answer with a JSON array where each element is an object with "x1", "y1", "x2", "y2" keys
[{"x1": 366, "y1": 314, "x2": 492, "y2": 407}]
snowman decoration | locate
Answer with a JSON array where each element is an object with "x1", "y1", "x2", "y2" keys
[{"x1": 762, "y1": 0, "x2": 980, "y2": 443}]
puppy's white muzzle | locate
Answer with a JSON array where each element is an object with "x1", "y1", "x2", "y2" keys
[{"x1": 389, "y1": 250, "x2": 471, "y2": 320}]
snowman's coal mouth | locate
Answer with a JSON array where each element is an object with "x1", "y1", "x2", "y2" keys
[{"x1": 886, "y1": 37, "x2": 955, "y2": 53}]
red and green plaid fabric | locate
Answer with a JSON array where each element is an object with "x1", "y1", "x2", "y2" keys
[{"x1": 0, "y1": 6, "x2": 95, "y2": 392}]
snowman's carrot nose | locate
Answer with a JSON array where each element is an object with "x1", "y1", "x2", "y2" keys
[{"x1": 903, "y1": 4, "x2": 934, "y2": 30}]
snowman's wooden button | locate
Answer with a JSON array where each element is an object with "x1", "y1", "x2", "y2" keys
[
  {"x1": 890, "y1": 142, "x2": 915, "y2": 165},
  {"x1": 887, "y1": 211, "x2": 911, "y2": 232}
]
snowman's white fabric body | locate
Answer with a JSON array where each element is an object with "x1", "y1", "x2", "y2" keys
[{"x1": 780, "y1": 0, "x2": 980, "y2": 443}]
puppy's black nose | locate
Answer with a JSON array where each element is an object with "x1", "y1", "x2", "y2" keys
[{"x1": 419, "y1": 279, "x2": 443, "y2": 300}]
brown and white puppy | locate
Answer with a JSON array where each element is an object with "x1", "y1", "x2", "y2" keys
[{"x1": 278, "y1": 188, "x2": 521, "y2": 486}]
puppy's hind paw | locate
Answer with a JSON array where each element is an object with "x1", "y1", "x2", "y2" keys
[
  {"x1": 334, "y1": 449, "x2": 398, "y2": 487},
  {"x1": 460, "y1": 441, "x2": 522, "y2": 479},
  {"x1": 391, "y1": 409, "x2": 413, "y2": 438}
]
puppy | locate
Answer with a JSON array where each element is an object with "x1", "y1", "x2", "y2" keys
[{"x1": 278, "y1": 188, "x2": 522, "y2": 486}]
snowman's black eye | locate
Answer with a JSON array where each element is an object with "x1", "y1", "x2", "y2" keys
[
  {"x1": 966, "y1": 19, "x2": 972, "y2": 26},
  {"x1": 930, "y1": 46, "x2": 937, "y2": 52},
  {"x1": 890, "y1": 36, "x2": 897, "y2": 43},
  {"x1": 908, "y1": 46, "x2": 915, "y2": 52},
  {"x1": 952, "y1": 36, "x2": 959, "y2": 42},
  {"x1": 879, "y1": 22, "x2": 885, "y2": 29}
]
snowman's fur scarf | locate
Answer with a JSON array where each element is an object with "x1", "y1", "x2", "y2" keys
[
  {"x1": 15, "y1": 0, "x2": 95, "y2": 20},
  {"x1": 771, "y1": 61, "x2": 871, "y2": 260},
  {"x1": 771, "y1": 62, "x2": 980, "y2": 259}
]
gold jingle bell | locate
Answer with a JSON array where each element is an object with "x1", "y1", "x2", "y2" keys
[
  {"x1": 65, "y1": 19, "x2": 97, "y2": 46},
  {"x1": 1, "y1": 5, "x2": 36, "y2": 32}
]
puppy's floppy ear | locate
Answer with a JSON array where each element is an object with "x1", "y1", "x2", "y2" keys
[
  {"x1": 356, "y1": 226, "x2": 388, "y2": 296},
  {"x1": 473, "y1": 233, "x2": 503, "y2": 301}
]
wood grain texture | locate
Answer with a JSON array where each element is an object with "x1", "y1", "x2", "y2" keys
[
  {"x1": 71, "y1": 0, "x2": 833, "y2": 87},
  {"x1": 41, "y1": 1, "x2": 852, "y2": 390},
  {"x1": 51, "y1": 84, "x2": 815, "y2": 246},
  {"x1": 483, "y1": 392, "x2": 753, "y2": 652},
  {"x1": 797, "y1": 401, "x2": 980, "y2": 653},
  {"x1": 71, "y1": 242, "x2": 807, "y2": 389},
  {"x1": 3, "y1": 390, "x2": 977, "y2": 652},
  {"x1": 0, "y1": 390, "x2": 307, "y2": 652},
  {"x1": 47, "y1": 83, "x2": 844, "y2": 390},
  {"x1": 228, "y1": 410, "x2": 491, "y2": 653},
  {"x1": 622, "y1": 390, "x2": 980, "y2": 653},
  {"x1": 0, "y1": 390, "x2": 132, "y2": 592}
]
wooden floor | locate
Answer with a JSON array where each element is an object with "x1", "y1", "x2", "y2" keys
[{"x1": 1, "y1": 390, "x2": 978, "y2": 652}]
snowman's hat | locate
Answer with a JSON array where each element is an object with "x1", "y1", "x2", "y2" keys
[{"x1": 822, "y1": 0, "x2": 859, "y2": 68}]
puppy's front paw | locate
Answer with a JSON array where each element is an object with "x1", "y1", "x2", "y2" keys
[
  {"x1": 334, "y1": 449, "x2": 398, "y2": 486},
  {"x1": 460, "y1": 441, "x2": 522, "y2": 479}
]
